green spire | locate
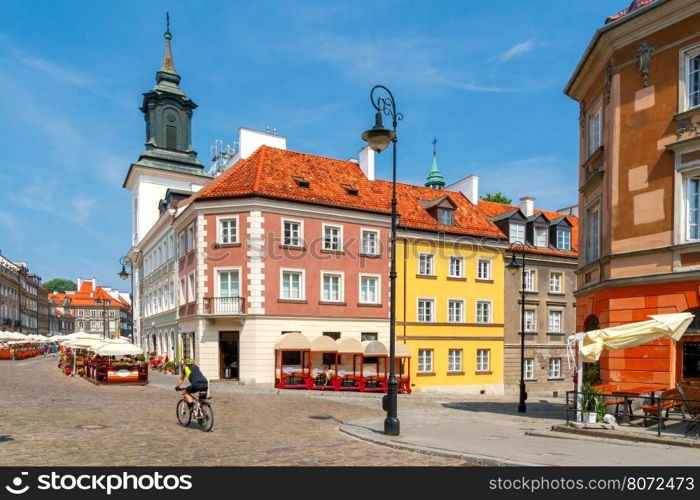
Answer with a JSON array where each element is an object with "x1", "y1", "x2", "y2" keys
[
  {"x1": 155, "y1": 12, "x2": 182, "y2": 92},
  {"x1": 425, "y1": 137, "x2": 445, "y2": 189}
]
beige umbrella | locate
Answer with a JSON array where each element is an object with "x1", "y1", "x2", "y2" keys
[{"x1": 92, "y1": 343, "x2": 143, "y2": 356}]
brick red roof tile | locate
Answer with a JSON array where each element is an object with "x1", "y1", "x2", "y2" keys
[
  {"x1": 183, "y1": 145, "x2": 506, "y2": 239},
  {"x1": 478, "y1": 199, "x2": 579, "y2": 258}
]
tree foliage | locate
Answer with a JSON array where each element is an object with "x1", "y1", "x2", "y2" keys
[
  {"x1": 43, "y1": 278, "x2": 77, "y2": 294},
  {"x1": 480, "y1": 192, "x2": 512, "y2": 204}
]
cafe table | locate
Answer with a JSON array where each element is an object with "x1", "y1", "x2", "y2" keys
[{"x1": 611, "y1": 384, "x2": 668, "y2": 422}]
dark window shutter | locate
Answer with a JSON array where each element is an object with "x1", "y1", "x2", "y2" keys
[{"x1": 166, "y1": 125, "x2": 177, "y2": 150}]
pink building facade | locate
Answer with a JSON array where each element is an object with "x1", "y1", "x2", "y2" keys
[{"x1": 175, "y1": 195, "x2": 391, "y2": 383}]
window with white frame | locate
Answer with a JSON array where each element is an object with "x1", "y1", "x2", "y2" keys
[
  {"x1": 585, "y1": 203, "x2": 600, "y2": 263},
  {"x1": 439, "y1": 208, "x2": 455, "y2": 226},
  {"x1": 448, "y1": 349, "x2": 462, "y2": 372},
  {"x1": 549, "y1": 358, "x2": 562, "y2": 379},
  {"x1": 688, "y1": 178, "x2": 699, "y2": 240},
  {"x1": 321, "y1": 272, "x2": 343, "y2": 302},
  {"x1": 218, "y1": 218, "x2": 238, "y2": 244},
  {"x1": 449, "y1": 256, "x2": 463, "y2": 278},
  {"x1": 587, "y1": 107, "x2": 602, "y2": 157},
  {"x1": 178, "y1": 232, "x2": 185, "y2": 258},
  {"x1": 359, "y1": 275, "x2": 379, "y2": 304},
  {"x1": 361, "y1": 229, "x2": 379, "y2": 255},
  {"x1": 509, "y1": 222, "x2": 525, "y2": 244},
  {"x1": 419, "y1": 253, "x2": 434, "y2": 275},
  {"x1": 476, "y1": 300, "x2": 491, "y2": 323},
  {"x1": 418, "y1": 349, "x2": 433, "y2": 373},
  {"x1": 548, "y1": 310, "x2": 562, "y2": 333},
  {"x1": 549, "y1": 272, "x2": 563, "y2": 293},
  {"x1": 323, "y1": 225, "x2": 342, "y2": 251},
  {"x1": 686, "y1": 50, "x2": 700, "y2": 110},
  {"x1": 477, "y1": 259, "x2": 491, "y2": 280},
  {"x1": 524, "y1": 269, "x2": 536, "y2": 291},
  {"x1": 281, "y1": 270, "x2": 303, "y2": 300},
  {"x1": 448, "y1": 299, "x2": 464, "y2": 323},
  {"x1": 476, "y1": 349, "x2": 490, "y2": 372},
  {"x1": 187, "y1": 273, "x2": 195, "y2": 303},
  {"x1": 534, "y1": 226, "x2": 548, "y2": 247},
  {"x1": 186, "y1": 224, "x2": 195, "y2": 253},
  {"x1": 218, "y1": 270, "x2": 240, "y2": 298},
  {"x1": 524, "y1": 310, "x2": 536, "y2": 332},
  {"x1": 417, "y1": 298, "x2": 434, "y2": 322},
  {"x1": 557, "y1": 229, "x2": 571, "y2": 250},
  {"x1": 77, "y1": 310, "x2": 84, "y2": 317},
  {"x1": 524, "y1": 358, "x2": 535, "y2": 380},
  {"x1": 282, "y1": 220, "x2": 302, "y2": 247},
  {"x1": 179, "y1": 278, "x2": 186, "y2": 305}
]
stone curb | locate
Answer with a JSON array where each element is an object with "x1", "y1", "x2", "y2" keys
[
  {"x1": 339, "y1": 422, "x2": 542, "y2": 467},
  {"x1": 550, "y1": 424, "x2": 700, "y2": 448}
]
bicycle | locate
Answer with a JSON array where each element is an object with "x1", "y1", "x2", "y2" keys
[{"x1": 175, "y1": 387, "x2": 214, "y2": 432}]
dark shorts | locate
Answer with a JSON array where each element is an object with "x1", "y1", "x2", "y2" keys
[{"x1": 185, "y1": 384, "x2": 208, "y2": 394}]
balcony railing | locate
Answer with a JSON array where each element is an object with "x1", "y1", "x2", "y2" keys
[{"x1": 203, "y1": 297, "x2": 245, "y2": 315}]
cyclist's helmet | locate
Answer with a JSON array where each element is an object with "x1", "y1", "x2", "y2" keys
[{"x1": 184, "y1": 359, "x2": 195, "y2": 365}]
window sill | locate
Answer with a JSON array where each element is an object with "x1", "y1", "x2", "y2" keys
[
  {"x1": 547, "y1": 378, "x2": 565, "y2": 381},
  {"x1": 548, "y1": 292, "x2": 565, "y2": 296},
  {"x1": 277, "y1": 299, "x2": 307, "y2": 304},
  {"x1": 359, "y1": 253, "x2": 381, "y2": 259},
  {"x1": 214, "y1": 242, "x2": 241, "y2": 248},
  {"x1": 475, "y1": 279, "x2": 494, "y2": 284},
  {"x1": 320, "y1": 249, "x2": 344, "y2": 255},
  {"x1": 673, "y1": 107, "x2": 700, "y2": 123},
  {"x1": 446, "y1": 371, "x2": 465, "y2": 376},
  {"x1": 475, "y1": 371, "x2": 492, "y2": 375},
  {"x1": 447, "y1": 276, "x2": 466, "y2": 281},
  {"x1": 318, "y1": 301, "x2": 346, "y2": 306},
  {"x1": 279, "y1": 244, "x2": 305, "y2": 251},
  {"x1": 358, "y1": 302, "x2": 383, "y2": 307},
  {"x1": 547, "y1": 331, "x2": 565, "y2": 336},
  {"x1": 416, "y1": 274, "x2": 437, "y2": 279},
  {"x1": 417, "y1": 372, "x2": 436, "y2": 377}
]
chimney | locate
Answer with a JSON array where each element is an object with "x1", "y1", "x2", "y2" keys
[
  {"x1": 520, "y1": 197, "x2": 535, "y2": 217},
  {"x1": 446, "y1": 175, "x2": 479, "y2": 205},
  {"x1": 358, "y1": 146, "x2": 375, "y2": 181},
  {"x1": 238, "y1": 127, "x2": 287, "y2": 160}
]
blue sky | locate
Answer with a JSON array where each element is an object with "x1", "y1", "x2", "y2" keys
[{"x1": 0, "y1": 0, "x2": 618, "y2": 288}]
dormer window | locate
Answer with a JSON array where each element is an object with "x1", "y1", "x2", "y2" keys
[
  {"x1": 557, "y1": 229, "x2": 572, "y2": 250},
  {"x1": 509, "y1": 222, "x2": 525, "y2": 244},
  {"x1": 293, "y1": 176, "x2": 310, "y2": 189},
  {"x1": 439, "y1": 208, "x2": 454, "y2": 226},
  {"x1": 341, "y1": 184, "x2": 358, "y2": 196},
  {"x1": 534, "y1": 226, "x2": 548, "y2": 248}
]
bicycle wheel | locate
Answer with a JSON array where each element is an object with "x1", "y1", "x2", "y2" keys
[
  {"x1": 198, "y1": 402, "x2": 214, "y2": 432},
  {"x1": 176, "y1": 399, "x2": 191, "y2": 426}
]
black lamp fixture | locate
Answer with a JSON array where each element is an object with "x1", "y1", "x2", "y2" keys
[
  {"x1": 506, "y1": 242, "x2": 527, "y2": 413},
  {"x1": 361, "y1": 85, "x2": 402, "y2": 436},
  {"x1": 118, "y1": 256, "x2": 134, "y2": 342}
]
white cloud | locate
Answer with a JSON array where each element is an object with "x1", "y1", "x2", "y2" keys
[
  {"x1": 497, "y1": 40, "x2": 535, "y2": 63},
  {"x1": 11, "y1": 48, "x2": 91, "y2": 87},
  {"x1": 72, "y1": 198, "x2": 97, "y2": 225}
]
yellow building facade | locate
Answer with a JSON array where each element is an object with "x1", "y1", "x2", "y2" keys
[{"x1": 396, "y1": 234, "x2": 505, "y2": 394}]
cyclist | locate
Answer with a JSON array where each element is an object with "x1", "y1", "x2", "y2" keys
[{"x1": 175, "y1": 359, "x2": 209, "y2": 408}]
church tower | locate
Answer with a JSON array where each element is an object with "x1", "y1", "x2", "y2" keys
[
  {"x1": 123, "y1": 15, "x2": 211, "y2": 246},
  {"x1": 425, "y1": 137, "x2": 445, "y2": 189}
]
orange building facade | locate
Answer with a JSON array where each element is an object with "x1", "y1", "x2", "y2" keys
[{"x1": 566, "y1": 0, "x2": 700, "y2": 388}]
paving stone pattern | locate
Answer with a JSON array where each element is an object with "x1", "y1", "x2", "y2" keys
[{"x1": 0, "y1": 357, "x2": 465, "y2": 466}]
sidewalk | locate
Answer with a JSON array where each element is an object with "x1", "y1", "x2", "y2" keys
[{"x1": 338, "y1": 399, "x2": 700, "y2": 466}]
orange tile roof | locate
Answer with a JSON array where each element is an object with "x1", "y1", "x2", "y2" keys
[
  {"x1": 605, "y1": 0, "x2": 656, "y2": 24},
  {"x1": 49, "y1": 282, "x2": 129, "y2": 311},
  {"x1": 183, "y1": 145, "x2": 505, "y2": 239},
  {"x1": 478, "y1": 200, "x2": 579, "y2": 259}
]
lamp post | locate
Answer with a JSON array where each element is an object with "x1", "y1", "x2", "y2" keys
[
  {"x1": 94, "y1": 298, "x2": 110, "y2": 339},
  {"x1": 118, "y1": 256, "x2": 134, "y2": 342},
  {"x1": 506, "y1": 242, "x2": 528, "y2": 413},
  {"x1": 361, "y1": 85, "x2": 402, "y2": 436}
]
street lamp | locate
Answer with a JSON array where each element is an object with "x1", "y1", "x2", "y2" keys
[
  {"x1": 94, "y1": 298, "x2": 110, "y2": 339},
  {"x1": 362, "y1": 85, "x2": 402, "y2": 436},
  {"x1": 506, "y1": 242, "x2": 528, "y2": 413},
  {"x1": 118, "y1": 256, "x2": 134, "y2": 342}
]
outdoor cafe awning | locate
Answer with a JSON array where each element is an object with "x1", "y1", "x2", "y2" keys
[
  {"x1": 274, "y1": 332, "x2": 310, "y2": 350},
  {"x1": 309, "y1": 336, "x2": 337, "y2": 352},
  {"x1": 576, "y1": 313, "x2": 694, "y2": 363},
  {"x1": 92, "y1": 343, "x2": 144, "y2": 357}
]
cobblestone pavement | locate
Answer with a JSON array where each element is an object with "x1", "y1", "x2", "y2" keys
[{"x1": 0, "y1": 357, "x2": 466, "y2": 466}]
